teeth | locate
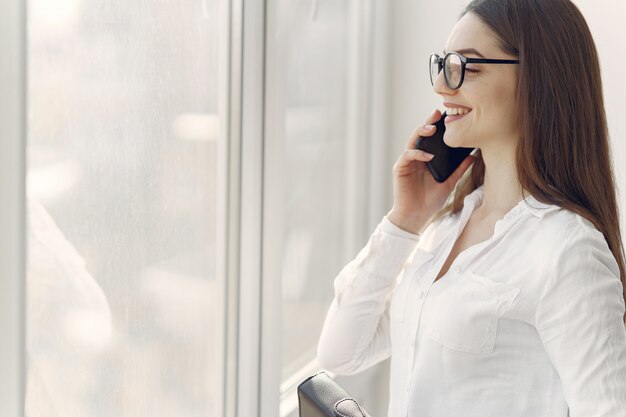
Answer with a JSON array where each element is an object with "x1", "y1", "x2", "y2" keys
[{"x1": 446, "y1": 107, "x2": 471, "y2": 116}]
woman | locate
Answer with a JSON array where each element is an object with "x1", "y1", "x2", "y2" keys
[{"x1": 316, "y1": 1, "x2": 626, "y2": 416}]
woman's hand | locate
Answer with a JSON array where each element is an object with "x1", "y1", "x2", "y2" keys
[{"x1": 387, "y1": 109, "x2": 476, "y2": 234}]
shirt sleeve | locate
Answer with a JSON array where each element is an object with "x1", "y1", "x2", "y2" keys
[
  {"x1": 316, "y1": 215, "x2": 421, "y2": 375},
  {"x1": 535, "y1": 217, "x2": 626, "y2": 417}
]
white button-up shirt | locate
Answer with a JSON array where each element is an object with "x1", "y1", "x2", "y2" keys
[{"x1": 317, "y1": 185, "x2": 626, "y2": 417}]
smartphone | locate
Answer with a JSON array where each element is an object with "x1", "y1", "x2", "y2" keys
[{"x1": 415, "y1": 112, "x2": 475, "y2": 183}]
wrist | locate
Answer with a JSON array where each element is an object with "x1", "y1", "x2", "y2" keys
[{"x1": 386, "y1": 209, "x2": 428, "y2": 235}]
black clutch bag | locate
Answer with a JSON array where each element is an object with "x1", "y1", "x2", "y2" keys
[{"x1": 297, "y1": 372, "x2": 373, "y2": 417}]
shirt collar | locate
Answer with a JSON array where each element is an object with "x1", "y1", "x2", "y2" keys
[
  {"x1": 462, "y1": 184, "x2": 561, "y2": 219},
  {"x1": 523, "y1": 194, "x2": 561, "y2": 218}
]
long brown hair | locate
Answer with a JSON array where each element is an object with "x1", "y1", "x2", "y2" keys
[{"x1": 430, "y1": 0, "x2": 626, "y2": 322}]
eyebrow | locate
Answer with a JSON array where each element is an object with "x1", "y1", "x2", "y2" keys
[{"x1": 443, "y1": 48, "x2": 486, "y2": 58}]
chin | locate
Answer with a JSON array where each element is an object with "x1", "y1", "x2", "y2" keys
[
  {"x1": 443, "y1": 130, "x2": 477, "y2": 149},
  {"x1": 443, "y1": 132, "x2": 465, "y2": 148}
]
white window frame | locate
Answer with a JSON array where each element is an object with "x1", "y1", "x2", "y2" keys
[
  {"x1": 218, "y1": 0, "x2": 234, "y2": 416},
  {"x1": 229, "y1": 0, "x2": 266, "y2": 416},
  {"x1": 0, "y1": 0, "x2": 26, "y2": 415}
]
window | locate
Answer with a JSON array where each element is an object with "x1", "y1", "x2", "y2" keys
[
  {"x1": 266, "y1": 0, "x2": 355, "y2": 381},
  {"x1": 26, "y1": 0, "x2": 226, "y2": 415},
  {"x1": 2, "y1": 1, "x2": 387, "y2": 416},
  {"x1": 264, "y1": 1, "x2": 386, "y2": 416}
]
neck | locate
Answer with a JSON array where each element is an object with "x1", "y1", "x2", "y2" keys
[{"x1": 475, "y1": 142, "x2": 526, "y2": 218}]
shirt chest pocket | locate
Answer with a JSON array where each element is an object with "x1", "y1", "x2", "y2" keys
[
  {"x1": 390, "y1": 249, "x2": 434, "y2": 323},
  {"x1": 426, "y1": 272, "x2": 520, "y2": 354}
]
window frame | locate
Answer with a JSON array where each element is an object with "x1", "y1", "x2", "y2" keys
[
  {"x1": 0, "y1": 0, "x2": 26, "y2": 415},
  {"x1": 231, "y1": 0, "x2": 266, "y2": 416}
]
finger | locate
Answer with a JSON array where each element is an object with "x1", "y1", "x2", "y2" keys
[
  {"x1": 396, "y1": 149, "x2": 435, "y2": 168},
  {"x1": 406, "y1": 109, "x2": 443, "y2": 149},
  {"x1": 406, "y1": 126, "x2": 436, "y2": 149},
  {"x1": 424, "y1": 108, "x2": 443, "y2": 125}
]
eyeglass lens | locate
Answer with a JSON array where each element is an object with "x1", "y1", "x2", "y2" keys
[
  {"x1": 430, "y1": 53, "x2": 463, "y2": 89},
  {"x1": 444, "y1": 54, "x2": 462, "y2": 89},
  {"x1": 429, "y1": 55, "x2": 440, "y2": 86}
]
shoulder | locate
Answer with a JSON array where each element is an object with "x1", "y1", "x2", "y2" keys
[
  {"x1": 517, "y1": 204, "x2": 619, "y2": 278},
  {"x1": 541, "y1": 206, "x2": 610, "y2": 251},
  {"x1": 525, "y1": 202, "x2": 607, "y2": 246},
  {"x1": 535, "y1": 206, "x2": 620, "y2": 284}
]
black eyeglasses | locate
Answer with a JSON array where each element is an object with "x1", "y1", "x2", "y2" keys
[{"x1": 430, "y1": 52, "x2": 520, "y2": 90}]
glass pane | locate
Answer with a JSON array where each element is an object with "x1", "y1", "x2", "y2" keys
[
  {"x1": 265, "y1": 1, "x2": 358, "y2": 380},
  {"x1": 25, "y1": 1, "x2": 224, "y2": 416}
]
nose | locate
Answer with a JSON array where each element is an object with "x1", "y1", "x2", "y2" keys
[{"x1": 432, "y1": 69, "x2": 456, "y2": 96}]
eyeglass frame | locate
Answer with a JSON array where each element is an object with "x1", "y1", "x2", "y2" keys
[{"x1": 430, "y1": 52, "x2": 520, "y2": 90}]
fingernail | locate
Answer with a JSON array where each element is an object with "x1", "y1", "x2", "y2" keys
[
  {"x1": 425, "y1": 152, "x2": 435, "y2": 159},
  {"x1": 425, "y1": 124, "x2": 435, "y2": 130}
]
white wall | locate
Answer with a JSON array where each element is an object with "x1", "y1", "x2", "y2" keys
[
  {"x1": 574, "y1": 0, "x2": 626, "y2": 240},
  {"x1": 387, "y1": 0, "x2": 626, "y2": 239},
  {"x1": 387, "y1": 0, "x2": 468, "y2": 201}
]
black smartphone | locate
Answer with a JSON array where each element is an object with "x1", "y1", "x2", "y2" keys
[{"x1": 415, "y1": 112, "x2": 474, "y2": 183}]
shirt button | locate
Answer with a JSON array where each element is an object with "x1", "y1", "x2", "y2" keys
[{"x1": 455, "y1": 266, "x2": 462, "y2": 273}]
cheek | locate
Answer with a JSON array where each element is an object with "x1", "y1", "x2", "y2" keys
[
  {"x1": 481, "y1": 82, "x2": 517, "y2": 131},
  {"x1": 443, "y1": 78, "x2": 517, "y2": 147}
]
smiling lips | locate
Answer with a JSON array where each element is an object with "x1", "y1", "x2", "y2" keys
[
  {"x1": 443, "y1": 103, "x2": 472, "y2": 123},
  {"x1": 446, "y1": 107, "x2": 471, "y2": 115},
  {"x1": 443, "y1": 102, "x2": 473, "y2": 116}
]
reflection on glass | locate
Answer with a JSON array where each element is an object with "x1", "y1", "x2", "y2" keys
[
  {"x1": 26, "y1": 0, "x2": 222, "y2": 415},
  {"x1": 266, "y1": 1, "x2": 355, "y2": 380}
]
